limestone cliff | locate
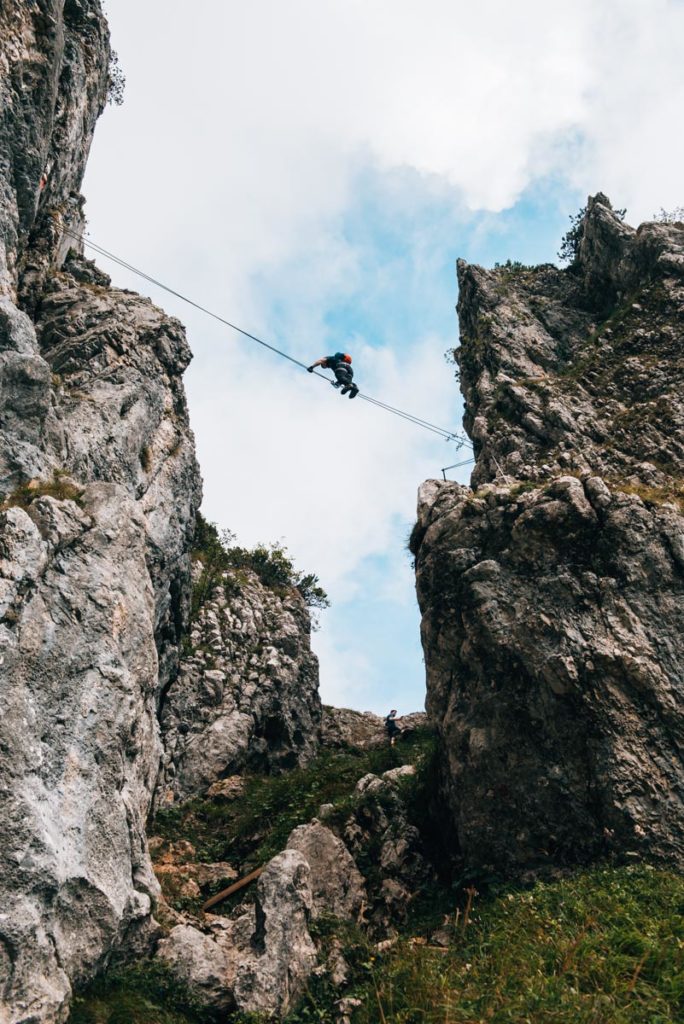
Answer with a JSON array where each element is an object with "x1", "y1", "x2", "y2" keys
[
  {"x1": 0, "y1": 3, "x2": 201, "y2": 1019},
  {"x1": 411, "y1": 196, "x2": 684, "y2": 877},
  {"x1": 159, "y1": 559, "x2": 322, "y2": 804},
  {"x1": 0, "y1": 7, "x2": 331, "y2": 1019}
]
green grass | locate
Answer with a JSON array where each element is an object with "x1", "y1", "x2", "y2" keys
[
  {"x1": 608, "y1": 477, "x2": 684, "y2": 514},
  {"x1": 229, "y1": 864, "x2": 684, "y2": 1023},
  {"x1": 73, "y1": 732, "x2": 684, "y2": 1024},
  {"x1": 68, "y1": 961, "x2": 215, "y2": 1024},
  {"x1": 225, "y1": 868, "x2": 684, "y2": 1024},
  {"x1": 68, "y1": 864, "x2": 684, "y2": 1023},
  {"x1": 70, "y1": 853, "x2": 684, "y2": 1023},
  {"x1": 345, "y1": 864, "x2": 684, "y2": 1024},
  {"x1": 151, "y1": 730, "x2": 435, "y2": 902}
]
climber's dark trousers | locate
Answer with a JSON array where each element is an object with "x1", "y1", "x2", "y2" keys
[{"x1": 334, "y1": 366, "x2": 354, "y2": 387}]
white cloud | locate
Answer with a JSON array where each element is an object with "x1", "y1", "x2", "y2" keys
[
  {"x1": 190, "y1": 329, "x2": 456, "y2": 593},
  {"x1": 95, "y1": 1, "x2": 684, "y2": 241},
  {"x1": 89, "y1": 0, "x2": 684, "y2": 303}
]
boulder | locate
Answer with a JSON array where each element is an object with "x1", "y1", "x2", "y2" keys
[
  {"x1": 157, "y1": 849, "x2": 318, "y2": 1018},
  {"x1": 287, "y1": 821, "x2": 366, "y2": 920},
  {"x1": 233, "y1": 850, "x2": 318, "y2": 1017}
]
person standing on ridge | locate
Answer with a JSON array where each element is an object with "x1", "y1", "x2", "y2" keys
[
  {"x1": 384, "y1": 709, "x2": 403, "y2": 746},
  {"x1": 307, "y1": 352, "x2": 359, "y2": 398}
]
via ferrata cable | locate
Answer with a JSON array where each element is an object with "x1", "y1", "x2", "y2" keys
[{"x1": 63, "y1": 229, "x2": 472, "y2": 448}]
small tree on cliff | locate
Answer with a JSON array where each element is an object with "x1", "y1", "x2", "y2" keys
[
  {"x1": 107, "y1": 51, "x2": 125, "y2": 106},
  {"x1": 653, "y1": 206, "x2": 684, "y2": 223}
]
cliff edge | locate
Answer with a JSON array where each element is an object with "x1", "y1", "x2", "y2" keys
[
  {"x1": 411, "y1": 196, "x2": 684, "y2": 877},
  {"x1": 0, "y1": 3, "x2": 201, "y2": 1019}
]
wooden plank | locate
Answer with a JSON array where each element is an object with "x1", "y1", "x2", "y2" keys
[{"x1": 202, "y1": 866, "x2": 264, "y2": 912}]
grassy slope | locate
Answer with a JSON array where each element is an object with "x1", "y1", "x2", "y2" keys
[
  {"x1": 347, "y1": 864, "x2": 684, "y2": 1024},
  {"x1": 149, "y1": 732, "x2": 432, "y2": 916},
  {"x1": 70, "y1": 733, "x2": 684, "y2": 1024}
]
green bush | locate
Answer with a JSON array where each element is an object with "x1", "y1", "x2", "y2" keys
[{"x1": 190, "y1": 513, "x2": 329, "y2": 620}]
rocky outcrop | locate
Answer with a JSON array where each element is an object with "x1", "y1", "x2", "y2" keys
[
  {"x1": 158, "y1": 562, "x2": 322, "y2": 802},
  {"x1": 158, "y1": 849, "x2": 318, "y2": 1018},
  {"x1": 153, "y1": 773, "x2": 428, "y2": 1013},
  {"x1": 0, "y1": 0, "x2": 109, "y2": 309},
  {"x1": 342, "y1": 765, "x2": 431, "y2": 933},
  {"x1": 0, "y1": 3, "x2": 201, "y2": 1019},
  {"x1": 287, "y1": 820, "x2": 366, "y2": 921},
  {"x1": 321, "y1": 706, "x2": 427, "y2": 749},
  {"x1": 412, "y1": 196, "x2": 684, "y2": 878},
  {"x1": 455, "y1": 194, "x2": 684, "y2": 491}
]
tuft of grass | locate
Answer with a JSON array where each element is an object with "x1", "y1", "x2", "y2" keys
[
  {"x1": 68, "y1": 960, "x2": 215, "y2": 1024},
  {"x1": 1, "y1": 470, "x2": 84, "y2": 511},
  {"x1": 609, "y1": 477, "x2": 684, "y2": 513},
  {"x1": 227, "y1": 864, "x2": 684, "y2": 1024}
]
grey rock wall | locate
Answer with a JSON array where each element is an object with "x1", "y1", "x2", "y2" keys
[
  {"x1": 412, "y1": 196, "x2": 684, "y2": 877},
  {"x1": 0, "y1": 3, "x2": 202, "y2": 1020},
  {"x1": 159, "y1": 563, "x2": 322, "y2": 802}
]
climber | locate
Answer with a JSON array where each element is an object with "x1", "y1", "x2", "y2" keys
[
  {"x1": 384, "y1": 709, "x2": 402, "y2": 746},
  {"x1": 39, "y1": 160, "x2": 53, "y2": 193},
  {"x1": 307, "y1": 352, "x2": 359, "y2": 398}
]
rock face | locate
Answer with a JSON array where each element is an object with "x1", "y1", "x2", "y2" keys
[
  {"x1": 0, "y1": 3, "x2": 201, "y2": 1020},
  {"x1": 158, "y1": 563, "x2": 322, "y2": 802},
  {"x1": 343, "y1": 766, "x2": 431, "y2": 932},
  {"x1": 158, "y1": 849, "x2": 318, "y2": 1018},
  {"x1": 412, "y1": 196, "x2": 684, "y2": 877},
  {"x1": 287, "y1": 820, "x2": 366, "y2": 920},
  {"x1": 321, "y1": 706, "x2": 427, "y2": 749}
]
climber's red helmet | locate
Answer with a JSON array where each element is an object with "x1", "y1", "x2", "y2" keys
[{"x1": 343, "y1": 353, "x2": 352, "y2": 364}]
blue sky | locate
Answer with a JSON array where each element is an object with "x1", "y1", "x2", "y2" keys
[
  {"x1": 257, "y1": 172, "x2": 578, "y2": 714},
  {"x1": 85, "y1": 0, "x2": 683, "y2": 714}
]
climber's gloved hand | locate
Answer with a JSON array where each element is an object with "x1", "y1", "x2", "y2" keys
[{"x1": 307, "y1": 365, "x2": 315, "y2": 373}]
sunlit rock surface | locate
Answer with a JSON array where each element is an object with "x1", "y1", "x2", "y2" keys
[
  {"x1": 158, "y1": 563, "x2": 322, "y2": 803},
  {"x1": 0, "y1": 2, "x2": 201, "y2": 1018}
]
